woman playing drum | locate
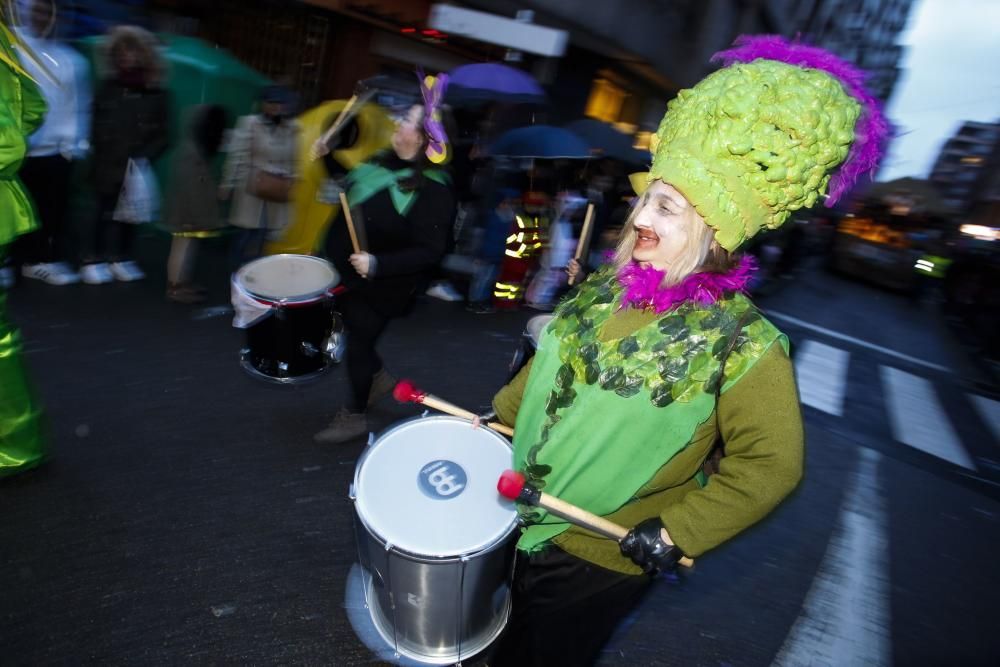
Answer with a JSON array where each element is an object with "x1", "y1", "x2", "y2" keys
[
  {"x1": 484, "y1": 35, "x2": 888, "y2": 665},
  {"x1": 314, "y1": 72, "x2": 455, "y2": 444}
]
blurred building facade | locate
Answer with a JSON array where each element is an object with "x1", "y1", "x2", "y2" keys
[
  {"x1": 795, "y1": 0, "x2": 914, "y2": 103},
  {"x1": 453, "y1": 0, "x2": 917, "y2": 135},
  {"x1": 968, "y1": 125, "x2": 1000, "y2": 229},
  {"x1": 929, "y1": 120, "x2": 1000, "y2": 215},
  {"x1": 65, "y1": 0, "x2": 916, "y2": 138}
]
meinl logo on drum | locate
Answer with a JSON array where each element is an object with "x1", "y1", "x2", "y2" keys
[{"x1": 418, "y1": 460, "x2": 467, "y2": 500}]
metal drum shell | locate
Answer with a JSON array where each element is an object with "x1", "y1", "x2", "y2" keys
[{"x1": 351, "y1": 416, "x2": 517, "y2": 665}]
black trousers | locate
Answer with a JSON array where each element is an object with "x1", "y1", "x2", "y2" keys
[
  {"x1": 338, "y1": 291, "x2": 390, "y2": 412},
  {"x1": 88, "y1": 191, "x2": 137, "y2": 263},
  {"x1": 490, "y1": 546, "x2": 654, "y2": 667},
  {"x1": 16, "y1": 155, "x2": 75, "y2": 264}
]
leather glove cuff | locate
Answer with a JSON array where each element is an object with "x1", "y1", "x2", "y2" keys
[{"x1": 619, "y1": 518, "x2": 683, "y2": 574}]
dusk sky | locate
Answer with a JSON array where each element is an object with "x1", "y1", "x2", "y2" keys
[{"x1": 879, "y1": 0, "x2": 1000, "y2": 181}]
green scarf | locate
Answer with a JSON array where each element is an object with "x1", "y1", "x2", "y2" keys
[{"x1": 346, "y1": 162, "x2": 450, "y2": 217}]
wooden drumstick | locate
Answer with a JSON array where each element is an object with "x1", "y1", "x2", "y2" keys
[
  {"x1": 325, "y1": 94, "x2": 359, "y2": 137},
  {"x1": 339, "y1": 192, "x2": 365, "y2": 254},
  {"x1": 567, "y1": 203, "x2": 595, "y2": 286},
  {"x1": 497, "y1": 469, "x2": 695, "y2": 569},
  {"x1": 312, "y1": 89, "x2": 376, "y2": 160},
  {"x1": 393, "y1": 379, "x2": 516, "y2": 438}
]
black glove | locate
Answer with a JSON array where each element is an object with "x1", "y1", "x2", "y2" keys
[{"x1": 619, "y1": 518, "x2": 683, "y2": 574}]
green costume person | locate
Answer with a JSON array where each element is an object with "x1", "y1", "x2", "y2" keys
[
  {"x1": 0, "y1": 21, "x2": 48, "y2": 478},
  {"x1": 487, "y1": 35, "x2": 889, "y2": 667}
]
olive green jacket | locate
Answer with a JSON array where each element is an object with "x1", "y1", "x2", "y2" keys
[
  {"x1": 493, "y1": 307, "x2": 804, "y2": 574},
  {"x1": 0, "y1": 24, "x2": 47, "y2": 248}
]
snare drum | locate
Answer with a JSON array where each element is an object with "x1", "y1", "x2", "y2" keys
[
  {"x1": 234, "y1": 254, "x2": 339, "y2": 383},
  {"x1": 507, "y1": 314, "x2": 554, "y2": 381},
  {"x1": 351, "y1": 416, "x2": 517, "y2": 665}
]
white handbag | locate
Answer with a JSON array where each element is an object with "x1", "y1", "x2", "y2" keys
[{"x1": 113, "y1": 158, "x2": 160, "y2": 223}]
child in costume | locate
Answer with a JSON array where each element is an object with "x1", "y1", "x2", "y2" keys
[
  {"x1": 314, "y1": 72, "x2": 456, "y2": 444},
  {"x1": 486, "y1": 35, "x2": 888, "y2": 666},
  {"x1": 0, "y1": 19, "x2": 48, "y2": 477}
]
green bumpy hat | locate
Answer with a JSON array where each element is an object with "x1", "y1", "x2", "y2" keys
[{"x1": 644, "y1": 35, "x2": 888, "y2": 251}]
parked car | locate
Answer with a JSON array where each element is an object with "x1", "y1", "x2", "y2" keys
[{"x1": 828, "y1": 210, "x2": 916, "y2": 291}]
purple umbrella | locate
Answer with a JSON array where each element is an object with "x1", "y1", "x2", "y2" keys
[{"x1": 446, "y1": 63, "x2": 546, "y2": 105}]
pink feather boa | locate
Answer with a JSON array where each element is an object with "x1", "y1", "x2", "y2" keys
[{"x1": 616, "y1": 255, "x2": 757, "y2": 313}]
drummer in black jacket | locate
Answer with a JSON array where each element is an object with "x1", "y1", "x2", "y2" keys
[{"x1": 315, "y1": 77, "x2": 456, "y2": 444}]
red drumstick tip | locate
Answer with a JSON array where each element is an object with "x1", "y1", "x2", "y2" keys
[
  {"x1": 497, "y1": 469, "x2": 526, "y2": 500},
  {"x1": 393, "y1": 379, "x2": 425, "y2": 404}
]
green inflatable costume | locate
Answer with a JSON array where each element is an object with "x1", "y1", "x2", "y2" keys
[{"x1": 0, "y1": 22, "x2": 47, "y2": 478}]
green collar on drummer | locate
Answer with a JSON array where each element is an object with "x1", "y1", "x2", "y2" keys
[{"x1": 346, "y1": 162, "x2": 450, "y2": 216}]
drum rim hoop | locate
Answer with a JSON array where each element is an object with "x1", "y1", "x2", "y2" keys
[
  {"x1": 235, "y1": 253, "x2": 340, "y2": 304},
  {"x1": 352, "y1": 415, "x2": 517, "y2": 558}
]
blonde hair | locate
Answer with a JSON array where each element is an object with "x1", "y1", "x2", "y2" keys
[{"x1": 611, "y1": 188, "x2": 735, "y2": 286}]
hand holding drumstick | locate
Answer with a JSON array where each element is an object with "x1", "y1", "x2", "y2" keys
[
  {"x1": 394, "y1": 380, "x2": 515, "y2": 437},
  {"x1": 497, "y1": 470, "x2": 694, "y2": 573},
  {"x1": 565, "y1": 257, "x2": 586, "y2": 283}
]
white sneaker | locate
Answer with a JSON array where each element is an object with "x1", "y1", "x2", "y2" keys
[
  {"x1": 52, "y1": 261, "x2": 81, "y2": 279},
  {"x1": 426, "y1": 281, "x2": 463, "y2": 302},
  {"x1": 109, "y1": 260, "x2": 145, "y2": 282},
  {"x1": 80, "y1": 262, "x2": 115, "y2": 285},
  {"x1": 22, "y1": 262, "x2": 81, "y2": 285},
  {"x1": 0, "y1": 266, "x2": 14, "y2": 289}
]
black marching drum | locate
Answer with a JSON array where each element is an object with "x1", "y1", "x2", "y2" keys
[{"x1": 233, "y1": 254, "x2": 341, "y2": 383}]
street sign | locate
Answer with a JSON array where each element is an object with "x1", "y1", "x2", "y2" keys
[{"x1": 428, "y1": 4, "x2": 568, "y2": 57}]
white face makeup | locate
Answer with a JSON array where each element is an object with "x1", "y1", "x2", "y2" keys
[
  {"x1": 391, "y1": 105, "x2": 425, "y2": 161},
  {"x1": 631, "y1": 180, "x2": 699, "y2": 271}
]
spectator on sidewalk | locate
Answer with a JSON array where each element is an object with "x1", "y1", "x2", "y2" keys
[
  {"x1": 0, "y1": 20, "x2": 48, "y2": 478},
  {"x1": 163, "y1": 104, "x2": 228, "y2": 303},
  {"x1": 524, "y1": 188, "x2": 586, "y2": 310},
  {"x1": 466, "y1": 188, "x2": 518, "y2": 314},
  {"x1": 12, "y1": 0, "x2": 91, "y2": 287},
  {"x1": 82, "y1": 25, "x2": 169, "y2": 285},
  {"x1": 220, "y1": 85, "x2": 299, "y2": 269}
]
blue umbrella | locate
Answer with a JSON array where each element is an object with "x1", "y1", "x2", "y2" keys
[
  {"x1": 447, "y1": 63, "x2": 546, "y2": 105},
  {"x1": 565, "y1": 118, "x2": 651, "y2": 166},
  {"x1": 489, "y1": 125, "x2": 591, "y2": 159}
]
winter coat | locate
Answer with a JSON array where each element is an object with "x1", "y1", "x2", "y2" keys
[
  {"x1": 89, "y1": 79, "x2": 170, "y2": 197},
  {"x1": 0, "y1": 24, "x2": 47, "y2": 248},
  {"x1": 325, "y1": 151, "x2": 455, "y2": 317},
  {"x1": 164, "y1": 106, "x2": 224, "y2": 233},
  {"x1": 220, "y1": 114, "x2": 299, "y2": 231}
]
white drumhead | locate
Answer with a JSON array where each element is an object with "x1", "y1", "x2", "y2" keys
[
  {"x1": 354, "y1": 416, "x2": 516, "y2": 558},
  {"x1": 526, "y1": 314, "x2": 554, "y2": 346},
  {"x1": 235, "y1": 254, "x2": 339, "y2": 302}
]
